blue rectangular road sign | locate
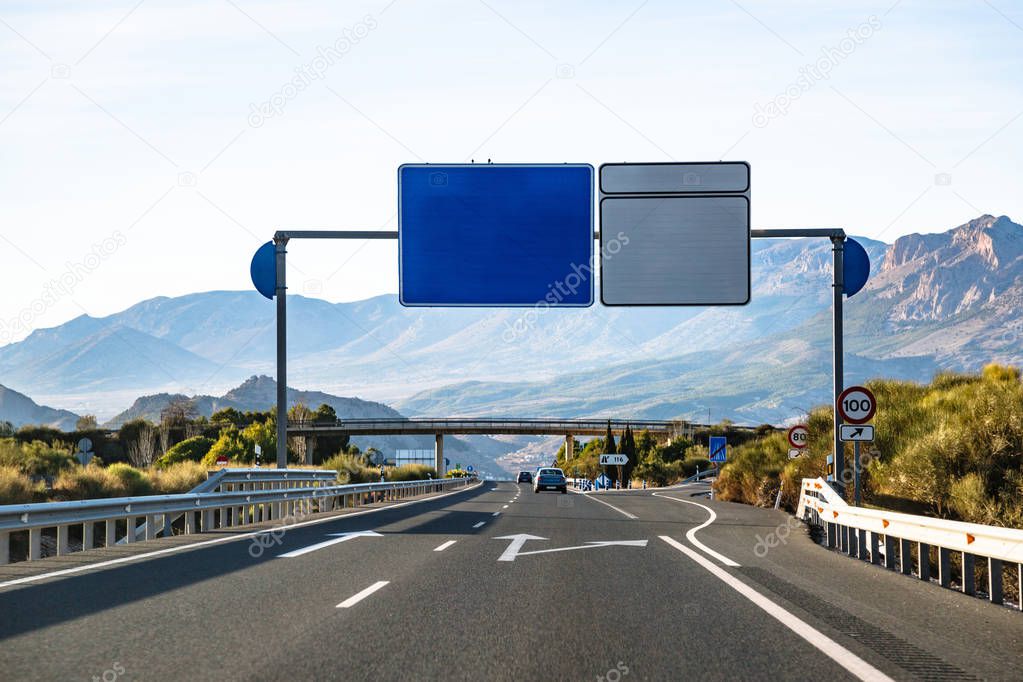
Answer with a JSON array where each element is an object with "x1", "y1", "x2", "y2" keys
[
  {"x1": 709, "y1": 436, "x2": 727, "y2": 462},
  {"x1": 398, "y1": 164, "x2": 594, "y2": 307}
]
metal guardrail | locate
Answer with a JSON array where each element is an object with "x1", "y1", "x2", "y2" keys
[
  {"x1": 124, "y1": 467, "x2": 340, "y2": 543},
  {"x1": 797, "y1": 477, "x2": 1023, "y2": 608},
  {"x1": 0, "y1": 470, "x2": 471, "y2": 565}
]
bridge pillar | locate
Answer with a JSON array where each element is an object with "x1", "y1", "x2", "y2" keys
[
  {"x1": 565, "y1": 434, "x2": 574, "y2": 462},
  {"x1": 304, "y1": 436, "x2": 315, "y2": 465},
  {"x1": 435, "y1": 434, "x2": 445, "y2": 476}
]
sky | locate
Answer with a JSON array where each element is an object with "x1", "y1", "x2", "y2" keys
[{"x1": 1, "y1": 0, "x2": 1022, "y2": 346}]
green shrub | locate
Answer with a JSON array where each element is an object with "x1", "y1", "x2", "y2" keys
[
  {"x1": 155, "y1": 436, "x2": 215, "y2": 469},
  {"x1": 0, "y1": 465, "x2": 39, "y2": 504},
  {"x1": 713, "y1": 365, "x2": 1023, "y2": 526},
  {"x1": 386, "y1": 464, "x2": 436, "y2": 481},
  {"x1": 202, "y1": 426, "x2": 249, "y2": 467},
  {"x1": 150, "y1": 461, "x2": 207, "y2": 494},
  {"x1": 321, "y1": 454, "x2": 377, "y2": 484},
  {"x1": 53, "y1": 465, "x2": 128, "y2": 500},
  {"x1": 0, "y1": 439, "x2": 76, "y2": 477},
  {"x1": 106, "y1": 463, "x2": 153, "y2": 496}
]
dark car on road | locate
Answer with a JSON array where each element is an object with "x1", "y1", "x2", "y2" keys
[
  {"x1": 533, "y1": 467, "x2": 567, "y2": 493},
  {"x1": 517, "y1": 471, "x2": 533, "y2": 483}
]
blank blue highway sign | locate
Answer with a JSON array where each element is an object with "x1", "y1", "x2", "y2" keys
[{"x1": 398, "y1": 164, "x2": 594, "y2": 307}]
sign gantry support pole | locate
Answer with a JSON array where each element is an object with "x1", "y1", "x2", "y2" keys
[
  {"x1": 832, "y1": 236, "x2": 846, "y2": 494},
  {"x1": 272, "y1": 230, "x2": 400, "y2": 469},
  {"x1": 751, "y1": 228, "x2": 846, "y2": 494},
  {"x1": 275, "y1": 235, "x2": 288, "y2": 468}
]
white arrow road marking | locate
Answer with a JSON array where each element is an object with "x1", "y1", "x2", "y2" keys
[
  {"x1": 495, "y1": 535, "x2": 647, "y2": 561},
  {"x1": 517, "y1": 540, "x2": 648, "y2": 557},
  {"x1": 495, "y1": 534, "x2": 548, "y2": 561},
  {"x1": 337, "y1": 581, "x2": 389, "y2": 608},
  {"x1": 277, "y1": 531, "x2": 383, "y2": 558}
]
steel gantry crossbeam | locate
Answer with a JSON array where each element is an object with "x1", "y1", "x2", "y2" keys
[{"x1": 272, "y1": 227, "x2": 850, "y2": 487}]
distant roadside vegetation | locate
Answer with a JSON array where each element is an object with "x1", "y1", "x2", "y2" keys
[
  {"x1": 0, "y1": 401, "x2": 425, "y2": 504},
  {"x1": 556, "y1": 420, "x2": 770, "y2": 488},
  {"x1": 715, "y1": 364, "x2": 1023, "y2": 528}
]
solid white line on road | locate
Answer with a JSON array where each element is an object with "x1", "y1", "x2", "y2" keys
[
  {"x1": 433, "y1": 540, "x2": 457, "y2": 552},
  {"x1": 337, "y1": 581, "x2": 390, "y2": 608},
  {"x1": 653, "y1": 494, "x2": 740, "y2": 567},
  {"x1": 473, "y1": 521, "x2": 486, "y2": 528},
  {"x1": 658, "y1": 537, "x2": 894, "y2": 682},
  {"x1": 0, "y1": 482, "x2": 486, "y2": 590},
  {"x1": 571, "y1": 489, "x2": 637, "y2": 519}
]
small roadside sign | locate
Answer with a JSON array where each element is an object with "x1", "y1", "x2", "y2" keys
[
  {"x1": 840, "y1": 424, "x2": 874, "y2": 442},
  {"x1": 837, "y1": 385, "x2": 876, "y2": 424},
  {"x1": 466, "y1": 465, "x2": 474, "y2": 472},
  {"x1": 599, "y1": 454, "x2": 628, "y2": 466},
  {"x1": 787, "y1": 449, "x2": 801, "y2": 459},
  {"x1": 787, "y1": 424, "x2": 809, "y2": 449},
  {"x1": 709, "y1": 436, "x2": 727, "y2": 463},
  {"x1": 216, "y1": 455, "x2": 228, "y2": 466}
]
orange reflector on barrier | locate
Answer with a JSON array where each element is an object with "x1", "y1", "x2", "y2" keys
[
  {"x1": 833, "y1": 511, "x2": 839, "y2": 519},
  {"x1": 967, "y1": 533, "x2": 975, "y2": 544},
  {"x1": 882, "y1": 519, "x2": 889, "y2": 528}
]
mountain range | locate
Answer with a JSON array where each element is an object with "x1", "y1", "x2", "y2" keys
[{"x1": 1, "y1": 213, "x2": 1021, "y2": 436}]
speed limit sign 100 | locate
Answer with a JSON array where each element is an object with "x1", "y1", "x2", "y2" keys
[
  {"x1": 837, "y1": 386, "x2": 876, "y2": 424},
  {"x1": 787, "y1": 424, "x2": 809, "y2": 449}
]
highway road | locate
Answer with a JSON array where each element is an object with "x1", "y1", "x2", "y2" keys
[{"x1": 1, "y1": 481, "x2": 1022, "y2": 680}]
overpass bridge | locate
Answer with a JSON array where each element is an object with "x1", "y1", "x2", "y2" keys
[{"x1": 287, "y1": 418, "x2": 691, "y2": 472}]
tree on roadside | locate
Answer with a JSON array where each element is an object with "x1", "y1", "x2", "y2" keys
[
  {"x1": 75, "y1": 415, "x2": 98, "y2": 431},
  {"x1": 619, "y1": 425, "x2": 637, "y2": 486},
  {"x1": 604, "y1": 421, "x2": 618, "y2": 485}
]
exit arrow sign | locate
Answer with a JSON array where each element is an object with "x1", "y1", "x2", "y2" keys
[{"x1": 839, "y1": 424, "x2": 874, "y2": 442}]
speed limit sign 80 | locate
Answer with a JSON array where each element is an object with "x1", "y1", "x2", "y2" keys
[
  {"x1": 787, "y1": 424, "x2": 809, "y2": 449},
  {"x1": 837, "y1": 386, "x2": 876, "y2": 424}
]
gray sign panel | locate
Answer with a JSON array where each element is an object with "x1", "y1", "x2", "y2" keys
[
  {"x1": 600, "y1": 162, "x2": 749, "y2": 195},
  {"x1": 599, "y1": 162, "x2": 750, "y2": 306}
]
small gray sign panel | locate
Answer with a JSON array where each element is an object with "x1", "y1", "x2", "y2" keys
[
  {"x1": 601, "y1": 162, "x2": 749, "y2": 195},
  {"x1": 600, "y1": 195, "x2": 750, "y2": 305}
]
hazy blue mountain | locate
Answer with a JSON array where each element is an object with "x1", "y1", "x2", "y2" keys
[
  {"x1": 0, "y1": 384, "x2": 80, "y2": 431},
  {"x1": 0, "y1": 215, "x2": 1020, "y2": 430},
  {"x1": 105, "y1": 375, "x2": 405, "y2": 427}
]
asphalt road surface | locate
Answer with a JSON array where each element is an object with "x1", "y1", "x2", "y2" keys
[{"x1": 1, "y1": 481, "x2": 1021, "y2": 681}]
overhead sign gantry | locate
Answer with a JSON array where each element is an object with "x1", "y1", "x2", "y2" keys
[{"x1": 251, "y1": 160, "x2": 870, "y2": 491}]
